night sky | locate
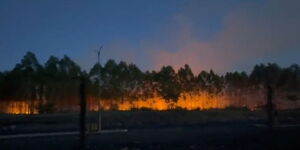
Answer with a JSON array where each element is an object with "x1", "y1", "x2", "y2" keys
[{"x1": 0, "y1": 0, "x2": 299, "y2": 74}]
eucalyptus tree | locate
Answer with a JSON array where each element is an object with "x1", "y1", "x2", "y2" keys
[
  {"x1": 155, "y1": 66, "x2": 181, "y2": 101},
  {"x1": 196, "y1": 70, "x2": 223, "y2": 94},
  {"x1": 13, "y1": 52, "x2": 44, "y2": 101},
  {"x1": 100, "y1": 59, "x2": 120, "y2": 99},
  {"x1": 178, "y1": 64, "x2": 195, "y2": 93},
  {"x1": 250, "y1": 63, "x2": 281, "y2": 86},
  {"x1": 225, "y1": 72, "x2": 249, "y2": 90},
  {"x1": 57, "y1": 55, "x2": 82, "y2": 103},
  {"x1": 126, "y1": 63, "x2": 144, "y2": 99},
  {"x1": 44, "y1": 56, "x2": 61, "y2": 102},
  {"x1": 88, "y1": 63, "x2": 103, "y2": 98}
]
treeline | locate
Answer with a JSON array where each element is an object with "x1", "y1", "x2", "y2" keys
[{"x1": 0, "y1": 51, "x2": 299, "y2": 103}]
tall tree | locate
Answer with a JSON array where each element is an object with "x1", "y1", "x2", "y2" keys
[
  {"x1": 178, "y1": 64, "x2": 195, "y2": 92},
  {"x1": 155, "y1": 66, "x2": 181, "y2": 101}
]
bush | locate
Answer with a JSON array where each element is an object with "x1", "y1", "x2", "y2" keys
[
  {"x1": 36, "y1": 102, "x2": 56, "y2": 114},
  {"x1": 224, "y1": 105, "x2": 250, "y2": 111}
]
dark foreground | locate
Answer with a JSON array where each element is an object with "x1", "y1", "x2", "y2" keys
[{"x1": 1, "y1": 110, "x2": 300, "y2": 150}]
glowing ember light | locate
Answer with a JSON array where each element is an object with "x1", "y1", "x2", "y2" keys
[
  {"x1": 1, "y1": 91, "x2": 299, "y2": 114},
  {"x1": 0, "y1": 100, "x2": 38, "y2": 114},
  {"x1": 86, "y1": 92, "x2": 231, "y2": 111}
]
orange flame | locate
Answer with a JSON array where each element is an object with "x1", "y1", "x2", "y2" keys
[
  {"x1": 1, "y1": 91, "x2": 300, "y2": 114},
  {"x1": 0, "y1": 100, "x2": 38, "y2": 114},
  {"x1": 87, "y1": 92, "x2": 259, "y2": 111}
]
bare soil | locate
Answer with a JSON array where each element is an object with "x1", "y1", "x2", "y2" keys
[{"x1": 1, "y1": 109, "x2": 300, "y2": 150}]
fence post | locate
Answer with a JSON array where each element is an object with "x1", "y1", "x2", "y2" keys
[
  {"x1": 79, "y1": 77, "x2": 86, "y2": 150},
  {"x1": 266, "y1": 84, "x2": 273, "y2": 128}
]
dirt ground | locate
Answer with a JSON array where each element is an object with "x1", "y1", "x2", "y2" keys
[{"x1": 1, "y1": 109, "x2": 300, "y2": 150}]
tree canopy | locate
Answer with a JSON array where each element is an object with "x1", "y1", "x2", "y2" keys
[{"x1": 1, "y1": 51, "x2": 299, "y2": 104}]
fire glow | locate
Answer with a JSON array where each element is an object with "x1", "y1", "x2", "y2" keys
[
  {"x1": 0, "y1": 92, "x2": 255, "y2": 114},
  {"x1": 0, "y1": 100, "x2": 38, "y2": 114},
  {"x1": 2, "y1": 91, "x2": 300, "y2": 114},
  {"x1": 114, "y1": 92, "x2": 231, "y2": 111}
]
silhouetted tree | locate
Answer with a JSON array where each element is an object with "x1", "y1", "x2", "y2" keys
[
  {"x1": 250, "y1": 63, "x2": 281, "y2": 86},
  {"x1": 197, "y1": 70, "x2": 223, "y2": 94},
  {"x1": 155, "y1": 66, "x2": 181, "y2": 101},
  {"x1": 178, "y1": 64, "x2": 195, "y2": 92},
  {"x1": 1, "y1": 51, "x2": 300, "y2": 113},
  {"x1": 225, "y1": 71, "x2": 249, "y2": 90}
]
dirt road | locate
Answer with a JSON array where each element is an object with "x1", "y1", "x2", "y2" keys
[{"x1": 1, "y1": 122, "x2": 300, "y2": 150}]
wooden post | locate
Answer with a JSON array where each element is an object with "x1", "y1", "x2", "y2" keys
[
  {"x1": 79, "y1": 77, "x2": 86, "y2": 150},
  {"x1": 266, "y1": 84, "x2": 274, "y2": 128}
]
